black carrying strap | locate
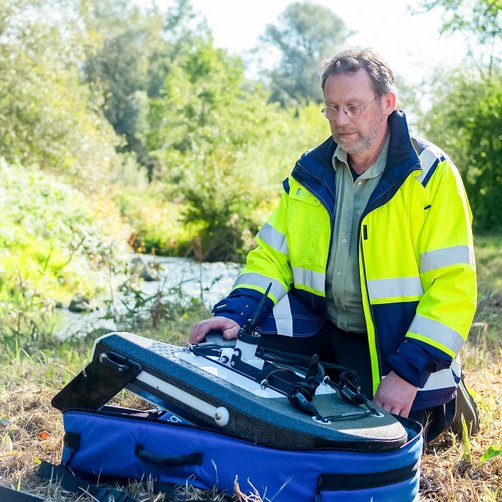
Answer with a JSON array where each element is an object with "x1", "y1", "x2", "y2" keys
[
  {"x1": 37, "y1": 461, "x2": 137, "y2": 502},
  {"x1": 0, "y1": 486, "x2": 47, "y2": 501},
  {"x1": 134, "y1": 444, "x2": 203, "y2": 466},
  {"x1": 271, "y1": 351, "x2": 378, "y2": 420},
  {"x1": 315, "y1": 460, "x2": 420, "y2": 498},
  {"x1": 260, "y1": 347, "x2": 366, "y2": 401},
  {"x1": 287, "y1": 354, "x2": 325, "y2": 419}
]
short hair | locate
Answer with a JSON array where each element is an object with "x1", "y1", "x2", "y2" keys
[{"x1": 321, "y1": 48, "x2": 397, "y2": 98}]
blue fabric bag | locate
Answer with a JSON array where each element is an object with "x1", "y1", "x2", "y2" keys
[{"x1": 60, "y1": 406, "x2": 423, "y2": 502}]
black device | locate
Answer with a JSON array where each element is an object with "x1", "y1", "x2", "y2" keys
[{"x1": 51, "y1": 351, "x2": 142, "y2": 412}]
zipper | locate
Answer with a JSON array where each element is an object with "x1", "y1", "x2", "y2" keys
[
  {"x1": 358, "y1": 221, "x2": 382, "y2": 395},
  {"x1": 356, "y1": 166, "x2": 422, "y2": 388}
]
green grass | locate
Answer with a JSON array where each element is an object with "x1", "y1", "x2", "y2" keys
[
  {"x1": 474, "y1": 233, "x2": 502, "y2": 292},
  {"x1": 0, "y1": 159, "x2": 129, "y2": 349}
]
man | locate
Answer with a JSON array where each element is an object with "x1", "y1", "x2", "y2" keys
[{"x1": 189, "y1": 49, "x2": 478, "y2": 441}]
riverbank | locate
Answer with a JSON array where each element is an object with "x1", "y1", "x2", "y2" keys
[
  {"x1": 1, "y1": 235, "x2": 501, "y2": 501},
  {"x1": 53, "y1": 255, "x2": 242, "y2": 340}
]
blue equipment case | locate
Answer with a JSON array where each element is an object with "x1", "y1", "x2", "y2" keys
[
  {"x1": 49, "y1": 331, "x2": 424, "y2": 501},
  {"x1": 60, "y1": 405, "x2": 422, "y2": 501}
]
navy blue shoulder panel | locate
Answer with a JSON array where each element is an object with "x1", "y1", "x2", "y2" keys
[
  {"x1": 410, "y1": 135, "x2": 429, "y2": 156},
  {"x1": 411, "y1": 134, "x2": 447, "y2": 188},
  {"x1": 421, "y1": 159, "x2": 441, "y2": 188},
  {"x1": 290, "y1": 136, "x2": 337, "y2": 221},
  {"x1": 282, "y1": 177, "x2": 290, "y2": 194}
]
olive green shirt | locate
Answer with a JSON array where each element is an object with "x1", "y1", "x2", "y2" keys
[{"x1": 325, "y1": 137, "x2": 389, "y2": 332}]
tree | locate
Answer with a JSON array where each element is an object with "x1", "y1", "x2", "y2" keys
[
  {"x1": 0, "y1": 0, "x2": 121, "y2": 190},
  {"x1": 420, "y1": 70, "x2": 502, "y2": 230},
  {"x1": 83, "y1": 2, "x2": 165, "y2": 178},
  {"x1": 417, "y1": 0, "x2": 501, "y2": 72},
  {"x1": 259, "y1": 1, "x2": 351, "y2": 106},
  {"x1": 82, "y1": 0, "x2": 212, "y2": 180},
  {"x1": 146, "y1": 37, "x2": 268, "y2": 260},
  {"x1": 415, "y1": 0, "x2": 501, "y2": 230}
]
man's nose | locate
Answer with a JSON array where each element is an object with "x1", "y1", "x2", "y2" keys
[{"x1": 333, "y1": 111, "x2": 350, "y2": 127}]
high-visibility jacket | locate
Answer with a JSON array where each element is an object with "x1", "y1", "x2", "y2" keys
[{"x1": 213, "y1": 110, "x2": 477, "y2": 411}]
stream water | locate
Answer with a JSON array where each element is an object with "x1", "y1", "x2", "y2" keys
[{"x1": 55, "y1": 255, "x2": 242, "y2": 339}]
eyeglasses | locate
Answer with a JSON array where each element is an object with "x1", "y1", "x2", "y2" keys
[{"x1": 321, "y1": 97, "x2": 378, "y2": 120}]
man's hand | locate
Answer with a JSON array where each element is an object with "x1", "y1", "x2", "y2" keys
[
  {"x1": 189, "y1": 317, "x2": 240, "y2": 344},
  {"x1": 373, "y1": 371, "x2": 418, "y2": 418}
]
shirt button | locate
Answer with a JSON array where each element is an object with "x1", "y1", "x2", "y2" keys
[
  {"x1": 341, "y1": 238, "x2": 347, "y2": 244},
  {"x1": 357, "y1": 181, "x2": 363, "y2": 186},
  {"x1": 337, "y1": 270, "x2": 342, "y2": 275}
]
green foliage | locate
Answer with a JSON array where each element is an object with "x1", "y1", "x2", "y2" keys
[
  {"x1": 0, "y1": 0, "x2": 333, "y2": 264},
  {"x1": 419, "y1": 0, "x2": 501, "y2": 46},
  {"x1": 417, "y1": 0, "x2": 501, "y2": 72},
  {"x1": 473, "y1": 233, "x2": 502, "y2": 297},
  {"x1": 112, "y1": 188, "x2": 190, "y2": 256},
  {"x1": 83, "y1": 5, "x2": 166, "y2": 175},
  {"x1": 479, "y1": 445, "x2": 502, "y2": 465},
  {"x1": 148, "y1": 38, "x2": 275, "y2": 260},
  {"x1": 0, "y1": 0, "x2": 122, "y2": 189},
  {"x1": 260, "y1": 1, "x2": 351, "y2": 106},
  {"x1": 0, "y1": 159, "x2": 128, "y2": 347},
  {"x1": 147, "y1": 28, "x2": 333, "y2": 261},
  {"x1": 82, "y1": 0, "x2": 212, "y2": 179},
  {"x1": 419, "y1": 70, "x2": 502, "y2": 231}
]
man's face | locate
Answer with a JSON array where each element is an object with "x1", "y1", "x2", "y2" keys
[{"x1": 323, "y1": 70, "x2": 392, "y2": 156}]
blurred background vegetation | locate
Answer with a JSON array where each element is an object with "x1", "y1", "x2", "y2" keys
[{"x1": 0, "y1": 0, "x2": 500, "y2": 349}]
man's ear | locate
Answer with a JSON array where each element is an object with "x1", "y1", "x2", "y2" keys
[{"x1": 382, "y1": 92, "x2": 397, "y2": 116}]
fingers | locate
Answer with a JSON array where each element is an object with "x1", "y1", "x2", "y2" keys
[
  {"x1": 221, "y1": 324, "x2": 240, "y2": 339},
  {"x1": 374, "y1": 399, "x2": 410, "y2": 418},
  {"x1": 373, "y1": 371, "x2": 417, "y2": 418},
  {"x1": 390, "y1": 407, "x2": 407, "y2": 417},
  {"x1": 374, "y1": 398, "x2": 400, "y2": 416},
  {"x1": 374, "y1": 397, "x2": 404, "y2": 416},
  {"x1": 189, "y1": 320, "x2": 212, "y2": 344},
  {"x1": 189, "y1": 317, "x2": 239, "y2": 344}
]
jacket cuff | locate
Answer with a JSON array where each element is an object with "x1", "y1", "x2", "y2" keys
[
  {"x1": 212, "y1": 311, "x2": 247, "y2": 328},
  {"x1": 387, "y1": 339, "x2": 435, "y2": 388},
  {"x1": 211, "y1": 295, "x2": 267, "y2": 328}
]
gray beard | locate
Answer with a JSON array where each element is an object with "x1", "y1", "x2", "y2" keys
[{"x1": 335, "y1": 125, "x2": 380, "y2": 155}]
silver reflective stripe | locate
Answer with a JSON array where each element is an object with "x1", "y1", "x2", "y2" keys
[
  {"x1": 420, "y1": 245, "x2": 475, "y2": 273},
  {"x1": 257, "y1": 223, "x2": 289, "y2": 255},
  {"x1": 272, "y1": 294, "x2": 294, "y2": 337},
  {"x1": 409, "y1": 314, "x2": 465, "y2": 354},
  {"x1": 367, "y1": 277, "x2": 423, "y2": 300},
  {"x1": 233, "y1": 273, "x2": 287, "y2": 301},
  {"x1": 292, "y1": 266, "x2": 325, "y2": 292},
  {"x1": 419, "y1": 359, "x2": 461, "y2": 391},
  {"x1": 417, "y1": 147, "x2": 442, "y2": 184}
]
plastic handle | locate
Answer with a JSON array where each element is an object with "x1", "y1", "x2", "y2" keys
[{"x1": 134, "y1": 445, "x2": 203, "y2": 466}]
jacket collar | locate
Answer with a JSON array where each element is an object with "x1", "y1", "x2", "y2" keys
[{"x1": 292, "y1": 110, "x2": 421, "y2": 219}]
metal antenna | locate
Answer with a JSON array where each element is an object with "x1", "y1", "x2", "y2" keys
[{"x1": 240, "y1": 282, "x2": 272, "y2": 337}]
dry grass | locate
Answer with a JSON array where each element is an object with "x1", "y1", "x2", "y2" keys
[
  {"x1": 1, "y1": 300, "x2": 501, "y2": 501},
  {"x1": 420, "y1": 347, "x2": 502, "y2": 501}
]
